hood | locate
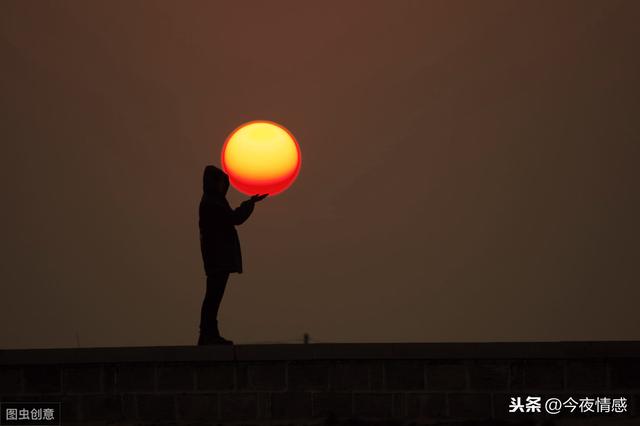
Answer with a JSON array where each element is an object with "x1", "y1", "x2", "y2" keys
[{"x1": 203, "y1": 165, "x2": 229, "y2": 195}]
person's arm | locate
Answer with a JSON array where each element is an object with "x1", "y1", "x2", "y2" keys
[{"x1": 230, "y1": 194, "x2": 268, "y2": 225}]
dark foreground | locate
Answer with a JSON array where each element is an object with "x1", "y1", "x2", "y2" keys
[{"x1": 1, "y1": 341, "x2": 639, "y2": 425}]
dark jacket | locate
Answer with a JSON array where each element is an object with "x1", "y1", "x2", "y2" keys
[{"x1": 199, "y1": 187, "x2": 254, "y2": 275}]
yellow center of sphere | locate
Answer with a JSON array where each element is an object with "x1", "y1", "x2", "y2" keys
[{"x1": 223, "y1": 121, "x2": 299, "y2": 182}]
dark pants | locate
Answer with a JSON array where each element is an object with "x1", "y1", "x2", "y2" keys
[{"x1": 199, "y1": 271, "x2": 230, "y2": 335}]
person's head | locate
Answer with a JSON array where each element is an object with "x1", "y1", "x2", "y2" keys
[{"x1": 203, "y1": 165, "x2": 229, "y2": 196}]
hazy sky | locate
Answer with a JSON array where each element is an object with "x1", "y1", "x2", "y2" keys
[{"x1": 1, "y1": 1, "x2": 638, "y2": 349}]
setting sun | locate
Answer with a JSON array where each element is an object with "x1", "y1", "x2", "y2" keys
[{"x1": 221, "y1": 121, "x2": 301, "y2": 196}]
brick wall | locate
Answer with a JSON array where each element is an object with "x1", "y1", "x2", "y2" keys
[{"x1": 1, "y1": 342, "x2": 639, "y2": 425}]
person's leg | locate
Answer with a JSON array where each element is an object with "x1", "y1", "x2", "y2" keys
[
  {"x1": 198, "y1": 271, "x2": 230, "y2": 343},
  {"x1": 208, "y1": 271, "x2": 230, "y2": 321}
]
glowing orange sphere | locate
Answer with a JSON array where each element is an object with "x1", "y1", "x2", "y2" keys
[{"x1": 221, "y1": 120, "x2": 301, "y2": 196}]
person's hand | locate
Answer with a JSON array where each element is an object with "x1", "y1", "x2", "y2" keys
[{"x1": 250, "y1": 194, "x2": 268, "y2": 203}]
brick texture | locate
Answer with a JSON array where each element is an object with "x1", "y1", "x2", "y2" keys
[
  {"x1": 288, "y1": 361, "x2": 329, "y2": 391},
  {"x1": 271, "y1": 392, "x2": 312, "y2": 418},
  {"x1": 195, "y1": 362, "x2": 235, "y2": 390},
  {"x1": 23, "y1": 366, "x2": 61, "y2": 394},
  {"x1": 426, "y1": 361, "x2": 467, "y2": 390},
  {"x1": 2, "y1": 345, "x2": 637, "y2": 425},
  {"x1": 63, "y1": 365, "x2": 102, "y2": 393},
  {"x1": 157, "y1": 363, "x2": 194, "y2": 391}
]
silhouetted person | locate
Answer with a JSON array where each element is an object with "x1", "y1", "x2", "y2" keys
[{"x1": 198, "y1": 165, "x2": 267, "y2": 345}]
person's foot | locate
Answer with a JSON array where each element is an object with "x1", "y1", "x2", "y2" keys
[
  {"x1": 212, "y1": 335, "x2": 234, "y2": 345},
  {"x1": 197, "y1": 332, "x2": 234, "y2": 345},
  {"x1": 198, "y1": 320, "x2": 234, "y2": 345}
]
